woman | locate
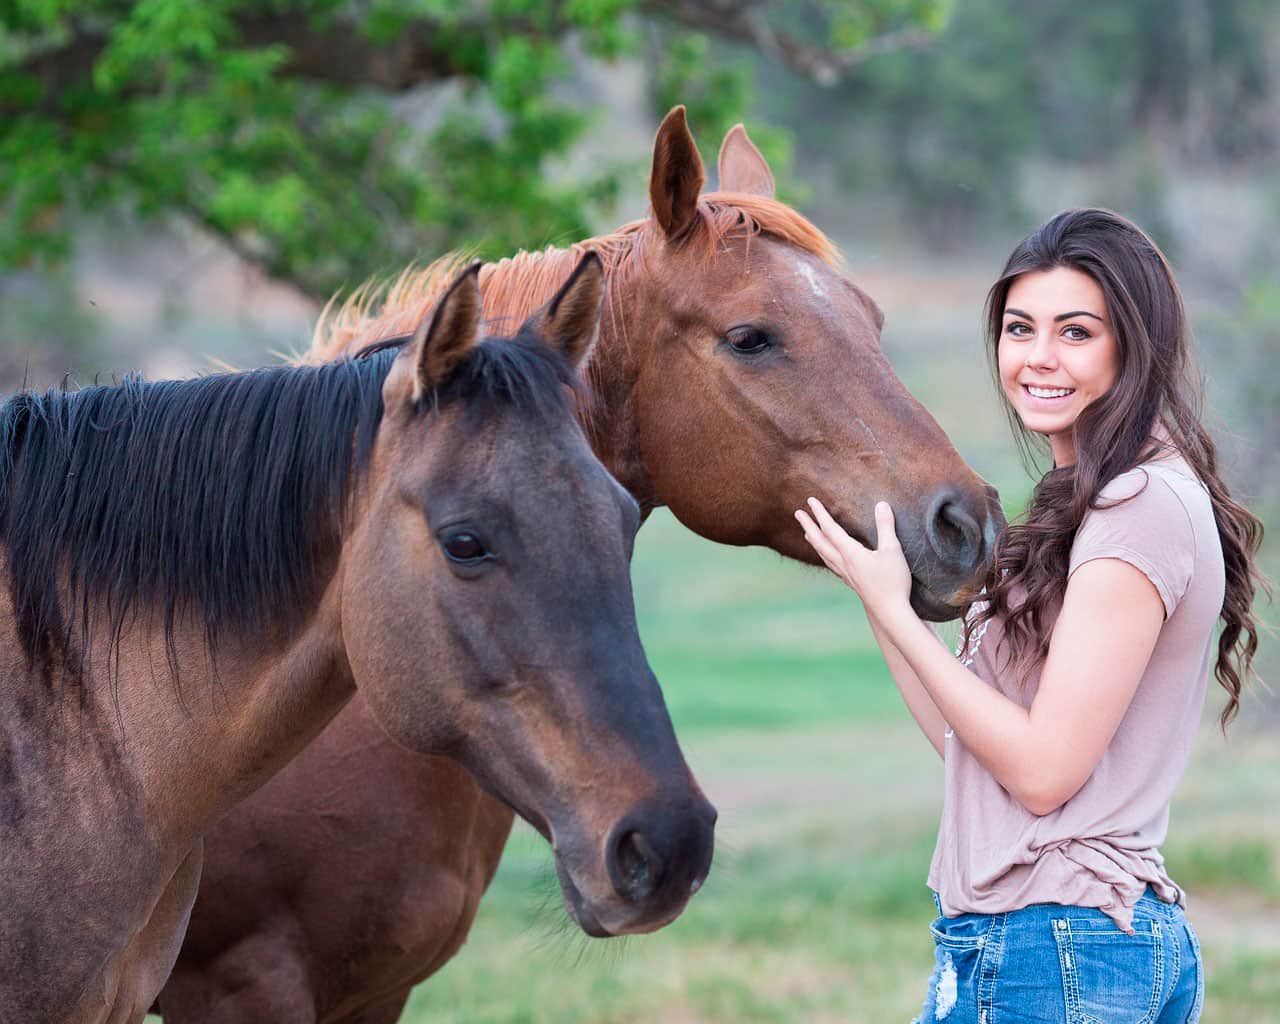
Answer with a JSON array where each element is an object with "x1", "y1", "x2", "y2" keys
[{"x1": 796, "y1": 208, "x2": 1264, "y2": 1023}]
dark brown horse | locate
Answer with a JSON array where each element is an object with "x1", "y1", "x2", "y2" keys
[
  {"x1": 0, "y1": 257, "x2": 714, "y2": 1024},
  {"x1": 160, "y1": 110, "x2": 1002, "y2": 1022}
]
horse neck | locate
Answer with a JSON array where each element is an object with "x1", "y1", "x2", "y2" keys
[
  {"x1": 0, "y1": 561, "x2": 352, "y2": 857},
  {"x1": 134, "y1": 573, "x2": 356, "y2": 841},
  {"x1": 0, "y1": 371, "x2": 367, "y2": 843},
  {"x1": 477, "y1": 237, "x2": 661, "y2": 509}
]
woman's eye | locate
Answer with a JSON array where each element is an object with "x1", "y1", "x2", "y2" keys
[
  {"x1": 1005, "y1": 322, "x2": 1032, "y2": 338},
  {"x1": 441, "y1": 531, "x2": 488, "y2": 564},
  {"x1": 724, "y1": 326, "x2": 773, "y2": 355},
  {"x1": 1063, "y1": 325, "x2": 1091, "y2": 342}
]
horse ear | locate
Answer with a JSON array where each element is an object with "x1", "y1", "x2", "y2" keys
[
  {"x1": 717, "y1": 123, "x2": 775, "y2": 198},
  {"x1": 521, "y1": 251, "x2": 604, "y2": 372},
  {"x1": 406, "y1": 262, "x2": 483, "y2": 401},
  {"x1": 649, "y1": 105, "x2": 705, "y2": 241}
]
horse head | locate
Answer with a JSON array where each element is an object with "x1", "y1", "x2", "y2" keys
[
  {"x1": 619, "y1": 107, "x2": 1002, "y2": 620},
  {"x1": 340, "y1": 256, "x2": 716, "y2": 936}
]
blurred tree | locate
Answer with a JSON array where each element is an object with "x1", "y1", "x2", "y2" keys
[
  {"x1": 759, "y1": 0, "x2": 1279, "y2": 243},
  {"x1": 0, "y1": 0, "x2": 947, "y2": 300}
]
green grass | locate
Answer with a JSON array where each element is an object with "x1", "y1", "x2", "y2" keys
[
  {"x1": 653, "y1": 647, "x2": 903, "y2": 732},
  {"x1": 1165, "y1": 835, "x2": 1280, "y2": 901},
  {"x1": 629, "y1": 511, "x2": 911, "y2": 733},
  {"x1": 411, "y1": 723, "x2": 944, "y2": 1024},
  {"x1": 124, "y1": 257, "x2": 1277, "y2": 1021},
  {"x1": 411, "y1": 722, "x2": 1280, "y2": 1022},
  {"x1": 1208, "y1": 954, "x2": 1280, "y2": 1019},
  {"x1": 399, "y1": 510, "x2": 1280, "y2": 1023}
]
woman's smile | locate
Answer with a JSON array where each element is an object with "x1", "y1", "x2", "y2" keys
[
  {"x1": 997, "y1": 265, "x2": 1119, "y2": 466},
  {"x1": 1021, "y1": 384, "x2": 1074, "y2": 400}
]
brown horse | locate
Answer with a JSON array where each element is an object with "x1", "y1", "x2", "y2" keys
[
  {"x1": 160, "y1": 109, "x2": 1002, "y2": 1022},
  {"x1": 0, "y1": 257, "x2": 715, "y2": 1024}
]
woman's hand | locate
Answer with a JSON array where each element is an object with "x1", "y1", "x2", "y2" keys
[{"x1": 794, "y1": 498, "x2": 914, "y2": 622}]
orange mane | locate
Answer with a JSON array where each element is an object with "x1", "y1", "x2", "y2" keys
[{"x1": 306, "y1": 193, "x2": 842, "y2": 364}]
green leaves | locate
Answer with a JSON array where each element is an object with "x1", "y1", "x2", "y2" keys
[
  {"x1": 1, "y1": 0, "x2": 633, "y2": 295},
  {"x1": 0, "y1": 0, "x2": 903, "y2": 297},
  {"x1": 95, "y1": 0, "x2": 232, "y2": 92}
]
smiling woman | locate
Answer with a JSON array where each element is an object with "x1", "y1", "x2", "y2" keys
[
  {"x1": 998, "y1": 265, "x2": 1120, "y2": 468},
  {"x1": 797, "y1": 208, "x2": 1266, "y2": 1023}
]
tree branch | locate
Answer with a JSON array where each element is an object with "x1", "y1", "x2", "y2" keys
[
  {"x1": 235, "y1": 11, "x2": 485, "y2": 91},
  {"x1": 13, "y1": 2, "x2": 933, "y2": 111},
  {"x1": 11, "y1": 19, "x2": 469, "y2": 115},
  {"x1": 640, "y1": 0, "x2": 935, "y2": 86},
  {"x1": 167, "y1": 195, "x2": 324, "y2": 302}
]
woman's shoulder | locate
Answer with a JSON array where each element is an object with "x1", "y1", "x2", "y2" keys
[
  {"x1": 1072, "y1": 454, "x2": 1214, "y2": 617},
  {"x1": 1093, "y1": 455, "x2": 1205, "y2": 523}
]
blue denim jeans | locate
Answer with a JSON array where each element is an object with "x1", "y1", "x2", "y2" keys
[{"x1": 913, "y1": 890, "x2": 1204, "y2": 1023}]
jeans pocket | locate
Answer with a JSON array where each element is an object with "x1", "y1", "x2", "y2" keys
[
  {"x1": 930, "y1": 912, "x2": 992, "y2": 949},
  {"x1": 1184, "y1": 919, "x2": 1205, "y2": 1023},
  {"x1": 923, "y1": 914, "x2": 992, "y2": 1021},
  {"x1": 1051, "y1": 916, "x2": 1163, "y2": 1024}
]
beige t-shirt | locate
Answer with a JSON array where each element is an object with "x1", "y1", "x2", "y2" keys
[{"x1": 926, "y1": 457, "x2": 1225, "y2": 932}]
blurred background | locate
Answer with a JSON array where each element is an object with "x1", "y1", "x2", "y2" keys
[{"x1": 3, "y1": 1, "x2": 1277, "y2": 1019}]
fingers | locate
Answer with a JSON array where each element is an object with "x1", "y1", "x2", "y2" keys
[
  {"x1": 794, "y1": 509, "x2": 843, "y2": 570},
  {"x1": 804, "y1": 497, "x2": 847, "y2": 541},
  {"x1": 799, "y1": 496, "x2": 901, "y2": 559},
  {"x1": 798, "y1": 498, "x2": 910, "y2": 611},
  {"x1": 873, "y1": 501, "x2": 900, "y2": 550},
  {"x1": 805, "y1": 498, "x2": 871, "y2": 566}
]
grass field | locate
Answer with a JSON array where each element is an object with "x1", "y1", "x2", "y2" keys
[
  {"x1": 112, "y1": 244, "x2": 1272, "y2": 1022},
  {"x1": 398, "y1": 262, "x2": 1280, "y2": 1022},
  {"x1": 400, "y1": 509, "x2": 1280, "y2": 1024}
]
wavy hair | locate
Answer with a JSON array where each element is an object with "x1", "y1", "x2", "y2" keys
[{"x1": 963, "y1": 208, "x2": 1265, "y2": 728}]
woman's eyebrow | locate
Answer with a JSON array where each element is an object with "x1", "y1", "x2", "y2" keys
[{"x1": 1004, "y1": 307, "x2": 1105, "y2": 322}]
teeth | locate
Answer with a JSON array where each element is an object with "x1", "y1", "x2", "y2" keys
[{"x1": 1027, "y1": 386, "x2": 1073, "y2": 399}]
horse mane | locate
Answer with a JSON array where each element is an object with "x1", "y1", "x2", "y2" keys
[
  {"x1": 0, "y1": 339, "x2": 578, "y2": 687},
  {"x1": 307, "y1": 193, "x2": 842, "y2": 364}
]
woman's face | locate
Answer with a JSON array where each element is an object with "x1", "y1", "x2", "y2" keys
[{"x1": 997, "y1": 266, "x2": 1120, "y2": 466}]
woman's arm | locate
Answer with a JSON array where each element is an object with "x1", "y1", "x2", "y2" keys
[
  {"x1": 866, "y1": 614, "x2": 948, "y2": 758},
  {"x1": 797, "y1": 500, "x2": 1165, "y2": 816}
]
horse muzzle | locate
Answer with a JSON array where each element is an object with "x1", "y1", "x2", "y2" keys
[{"x1": 552, "y1": 795, "x2": 717, "y2": 937}]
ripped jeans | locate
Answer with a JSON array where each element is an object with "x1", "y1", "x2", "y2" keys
[{"x1": 913, "y1": 890, "x2": 1204, "y2": 1024}]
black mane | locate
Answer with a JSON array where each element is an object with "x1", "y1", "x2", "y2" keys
[{"x1": 0, "y1": 337, "x2": 577, "y2": 685}]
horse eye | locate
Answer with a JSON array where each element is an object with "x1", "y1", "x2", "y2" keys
[
  {"x1": 724, "y1": 326, "x2": 773, "y2": 355},
  {"x1": 441, "y1": 531, "x2": 489, "y2": 565}
]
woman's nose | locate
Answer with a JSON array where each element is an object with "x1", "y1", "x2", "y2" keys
[{"x1": 1025, "y1": 332, "x2": 1057, "y2": 370}]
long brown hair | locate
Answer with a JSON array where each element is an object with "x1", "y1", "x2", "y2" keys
[{"x1": 965, "y1": 208, "x2": 1265, "y2": 728}]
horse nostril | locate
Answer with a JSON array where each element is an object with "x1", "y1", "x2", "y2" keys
[
  {"x1": 926, "y1": 492, "x2": 984, "y2": 571},
  {"x1": 611, "y1": 830, "x2": 660, "y2": 903}
]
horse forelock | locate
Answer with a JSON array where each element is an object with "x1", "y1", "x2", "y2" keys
[
  {"x1": 697, "y1": 192, "x2": 841, "y2": 269},
  {"x1": 305, "y1": 194, "x2": 839, "y2": 366}
]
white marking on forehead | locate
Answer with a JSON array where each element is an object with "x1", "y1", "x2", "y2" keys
[{"x1": 796, "y1": 259, "x2": 827, "y2": 300}]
